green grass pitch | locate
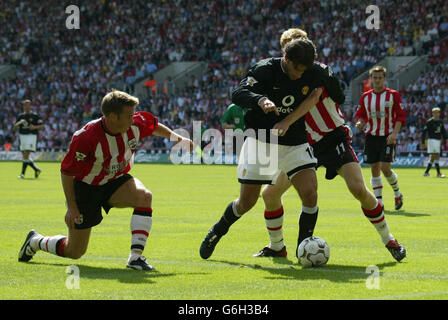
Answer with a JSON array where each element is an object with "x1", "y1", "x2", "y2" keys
[{"x1": 0, "y1": 161, "x2": 447, "y2": 300}]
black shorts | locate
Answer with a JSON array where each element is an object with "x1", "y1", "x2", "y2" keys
[
  {"x1": 74, "y1": 174, "x2": 133, "y2": 229},
  {"x1": 363, "y1": 134, "x2": 395, "y2": 164},
  {"x1": 312, "y1": 126, "x2": 358, "y2": 180}
]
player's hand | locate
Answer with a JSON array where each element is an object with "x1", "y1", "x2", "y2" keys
[
  {"x1": 258, "y1": 97, "x2": 279, "y2": 116},
  {"x1": 65, "y1": 207, "x2": 82, "y2": 229},
  {"x1": 355, "y1": 121, "x2": 363, "y2": 131},
  {"x1": 386, "y1": 133, "x2": 397, "y2": 145},
  {"x1": 311, "y1": 87, "x2": 323, "y2": 100},
  {"x1": 273, "y1": 120, "x2": 290, "y2": 136},
  {"x1": 176, "y1": 137, "x2": 194, "y2": 152}
]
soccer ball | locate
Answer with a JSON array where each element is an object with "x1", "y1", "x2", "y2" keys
[{"x1": 297, "y1": 236, "x2": 330, "y2": 267}]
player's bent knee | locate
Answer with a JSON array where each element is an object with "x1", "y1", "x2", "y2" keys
[
  {"x1": 136, "y1": 189, "x2": 152, "y2": 208},
  {"x1": 69, "y1": 252, "x2": 85, "y2": 260},
  {"x1": 64, "y1": 247, "x2": 87, "y2": 260},
  {"x1": 261, "y1": 187, "x2": 278, "y2": 203}
]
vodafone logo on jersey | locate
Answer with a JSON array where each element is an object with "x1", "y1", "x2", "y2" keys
[{"x1": 277, "y1": 106, "x2": 293, "y2": 114}]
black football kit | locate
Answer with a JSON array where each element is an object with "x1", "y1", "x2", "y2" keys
[{"x1": 232, "y1": 58, "x2": 345, "y2": 146}]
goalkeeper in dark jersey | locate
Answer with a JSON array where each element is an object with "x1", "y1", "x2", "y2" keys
[{"x1": 200, "y1": 37, "x2": 344, "y2": 260}]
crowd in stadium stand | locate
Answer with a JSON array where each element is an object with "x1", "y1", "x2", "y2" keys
[{"x1": 0, "y1": 0, "x2": 447, "y2": 154}]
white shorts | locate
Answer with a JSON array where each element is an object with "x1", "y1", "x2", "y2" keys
[
  {"x1": 427, "y1": 139, "x2": 441, "y2": 154},
  {"x1": 19, "y1": 134, "x2": 37, "y2": 152},
  {"x1": 237, "y1": 137, "x2": 317, "y2": 185}
]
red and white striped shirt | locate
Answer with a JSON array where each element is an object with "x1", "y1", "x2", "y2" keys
[
  {"x1": 305, "y1": 87, "x2": 345, "y2": 144},
  {"x1": 61, "y1": 111, "x2": 158, "y2": 185},
  {"x1": 355, "y1": 88, "x2": 406, "y2": 136}
]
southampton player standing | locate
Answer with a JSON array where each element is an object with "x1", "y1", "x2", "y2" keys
[
  {"x1": 422, "y1": 107, "x2": 447, "y2": 177},
  {"x1": 355, "y1": 66, "x2": 407, "y2": 211},
  {"x1": 18, "y1": 90, "x2": 193, "y2": 270},
  {"x1": 12, "y1": 100, "x2": 44, "y2": 179},
  {"x1": 200, "y1": 38, "x2": 343, "y2": 260},
  {"x1": 254, "y1": 29, "x2": 406, "y2": 262}
]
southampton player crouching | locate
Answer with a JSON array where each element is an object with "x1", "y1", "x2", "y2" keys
[{"x1": 18, "y1": 90, "x2": 193, "y2": 271}]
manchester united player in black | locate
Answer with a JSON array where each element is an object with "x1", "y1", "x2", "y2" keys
[
  {"x1": 199, "y1": 38, "x2": 345, "y2": 259},
  {"x1": 422, "y1": 107, "x2": 447, "y2": 177},
  {"x1": 12, "y1": 100, "x2": 44, "y2": 179}
]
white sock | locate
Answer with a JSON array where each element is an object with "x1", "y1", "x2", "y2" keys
[
  {"x1": 385, "y1": 170, "x2": 401, "y2": 198},
  {"x1": 362, "y1": 203, "x2": 394, "y2": 245},
  {"x1": 130, "y1": 208, "x2": 153, "y2": 259},
  {"x1": 35, "y1": 235, "x2": 67, "y2": 256},
  {"x1": 264, "y1": 206, "x2": 285, "y2": 251},
  {"x1": 370, "y1": 176, "x2": 383, "y2": 205}
]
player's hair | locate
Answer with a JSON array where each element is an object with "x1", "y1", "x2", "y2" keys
[
  {"x1": 369, "y1": 65, "x2": 387, "y2": 77},
  {"x1": 21, "y1": 99, "x2": 31, "y2": 106},
  {"x1": 101, "y1": 90, "x2": 139, "y2": 117},
  {"x1": 284, "y1": 38, "x2": 317, "y2": 69},
  {"x1": 432, "y1": 107, "x2": 441, "y2": 112},
  {"x1": 280, "y1": 28, "x2": 308, "y2": 49}
]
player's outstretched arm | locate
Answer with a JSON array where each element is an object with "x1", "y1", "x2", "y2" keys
[
  {"x1": 153, "y1": 122, "x2": 194, "y2": 152},
  {"x1": 273, "y1": 87, "x2": 322, "y2": 136}
]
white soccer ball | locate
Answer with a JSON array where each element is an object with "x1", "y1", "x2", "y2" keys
[{"x1": 297, "y1": 236, "x2": 330, "y2": 267}]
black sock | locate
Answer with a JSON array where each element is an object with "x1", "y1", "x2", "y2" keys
[
  {"x1": 435, "y1": 163, "x2": 441, "y2": 175},
  {"x1": 21, "y1": 161, "x2": 28, "y2": 174},
  {"x1": 298, "y1": 208, "x2": 319, "y2": 245},
  {"x1": 213, "y1": 201, "x2": 240, "y2": 237},
  {"x1": 425, "y1": 162, "x2": 432, "y2": 173}
]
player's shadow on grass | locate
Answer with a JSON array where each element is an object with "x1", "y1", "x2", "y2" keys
[
  {"x1": 384, "y1": 210, "x2": 430, "y2": 217},
  {"x1": 29, "y1": 261, "x2": 176, "y2": 284},
  {"x1": 211, "y1": 259, "x2": 398, "y2": 283}
]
